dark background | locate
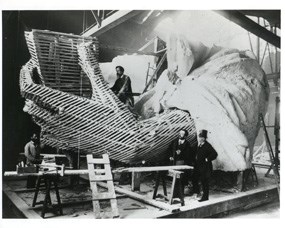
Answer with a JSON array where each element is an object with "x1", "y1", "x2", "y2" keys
[{"x1": 2, "y1": 11, "x2": 91, "y2": 172}]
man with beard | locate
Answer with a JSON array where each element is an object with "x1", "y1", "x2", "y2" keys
[
  {"x1": 169, "y1": 129, "x2": 194, "y2": 166},
  {"x1": 168, "y1": 129, "x2": 195, "y2": 195},
  {"x1": 111, "y1": 66, "x2": 134, "y2": 107}
]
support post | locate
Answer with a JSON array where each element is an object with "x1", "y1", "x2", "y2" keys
[
  {"x1": 257, "y1": 17, "x2": 260, "y2": 64},
  {"x1": 131, "y1": 172, "x2": 141, "y2": 191},
  {"x1": 237, "y1": 171, "x2": 244, "y2": 191}
]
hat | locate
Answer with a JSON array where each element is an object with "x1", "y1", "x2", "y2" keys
[{"x1": 198, "y1": 130, "x2": 207, "y2": 138}]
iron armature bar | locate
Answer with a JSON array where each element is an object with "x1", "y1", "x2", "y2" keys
[
  {"x1": 82, "y1": 10, "x2": 143, "y2": 37},
  {"x1": 91, "y1": 10, "x2": 102, "y2": 28},
  {"x1": 99, "y1": 44, "x2": 162, "y2": 56},
  {"x1": 214, "y1": 10, "x2": 280, "y2": 48}
]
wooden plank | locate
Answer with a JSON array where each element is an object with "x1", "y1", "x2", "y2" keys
[
  {"x1": 131, "y1": 172, "x2": 141, "y2": 191},
  {"x1": 92, "y1": 192, "x2": 116, "y2": 200},
  {"x1": 97, "y1": 182, "x2": 180, "y2": 213},
  {"x1": 33, "y1": 29, "x2": 94, "y2": 39},
  {"x1": 87, "y1": 157, "x2": 110, "y2": 164},
  {"x1": 159, "y1": 185, "x2": 279, "y2": 218},
  {"x1": 3, "y1": 183, "x2": 43, "y2": 219},
  {"x1": 4, "y1": 169, "x2": 89, "y2": 177},
  {"x1": 90, "y1": 176, "x2": 113, "y2": 182},
  {"x1": 168, "y1": 169, "x2": 183, "y2": 178},
  {"x1": 31, "y1": 194, "x2": 127, "y2": 210},
  {"x1": 169, "y1": 173, "x2": 177, "y2": 205},
  {"x1": 113, "y1": 165, "x2": 193, "y2": 173},
  {"x1": 87, "y1": 159, "x2": 101, "y2": 219},
  {"x1": 110, "y1": 198, "x2": 120, "y2": 218}
]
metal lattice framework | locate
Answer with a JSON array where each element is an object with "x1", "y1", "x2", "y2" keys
[{"x1": 20, "y1": 29, "x2": 196, "y2": 164}]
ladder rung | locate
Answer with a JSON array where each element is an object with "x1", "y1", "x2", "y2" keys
[
  {"x1": 89, "y1": 173, "x2": 113, "y2": 181},
  {"x1": 92, "y1": 191, "x2": 116, "y2": 200},
  {"x1": 92, "y1": 197, "x2": 116, "y2": 201},
  {"x1": 88, "y1": 160, "x2": 109, "y2": 165},
  {"x1": 93, "y1": 169, "x2": 106, "y2": 174},
  {"x1": 92, "y1": 196, "x2": 116, "y2": 201},
  {"x1": 87, "y1": 154, "x2": 110, "y2": 165},
  {"x1": 90, "y1": 178, "x2": 113, "y2": 182}
]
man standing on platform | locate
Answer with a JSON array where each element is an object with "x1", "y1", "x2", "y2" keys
[
  {"x1": 168, "y1": 129, "x2": 195, "y2": 194},
  {"x1": 193, "y1": 129, "x2": 218, "y2": 202},
  {"x1": 169, "y1": 129, "x2": 194, "y2": 166},
  {"x1": 111, "y1": 66, "x2": 134, "y2": 107}
]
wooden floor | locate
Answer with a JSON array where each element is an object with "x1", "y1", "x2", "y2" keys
[{"x1": 2, "y1": 167, "x2": 279, "y2": 219}]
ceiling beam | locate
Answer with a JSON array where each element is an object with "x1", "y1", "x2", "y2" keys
[
  {"x1": 82, "y1": 10, "x2": 143, "y2": 37},
  {"x1": 214, "y1": 10, "x2": 280, "y2": 48},
  {"x1": 99, "y1": 44, "x2": 162, "y2": 56},
  {"x1": 91, "y1": 10, "x2": 102, "y2": 28}
]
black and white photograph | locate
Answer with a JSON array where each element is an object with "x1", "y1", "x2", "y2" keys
[{"x1": 1, "y1": 1, "x2": 282, "y2": 223}]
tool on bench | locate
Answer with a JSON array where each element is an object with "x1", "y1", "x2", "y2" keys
[{"x1": 38, "y1": 164, "x2": 65, "y2": 176}]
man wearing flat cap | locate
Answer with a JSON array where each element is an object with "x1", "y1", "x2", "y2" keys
[{"x1": 193, "y1": 129, "x2": 218, "y2": 202}]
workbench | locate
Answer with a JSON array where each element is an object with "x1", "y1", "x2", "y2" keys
[{"x1": 112, "y1": 165, "x2": 193, "y2": 192}]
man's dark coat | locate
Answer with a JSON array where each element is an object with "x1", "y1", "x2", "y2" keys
[
  {"x1": 168, "y1": 138, "x2": 195, "y2": 166},
  {"x1": 195, "y1": 141, "x2": 218, "y2": 179}
]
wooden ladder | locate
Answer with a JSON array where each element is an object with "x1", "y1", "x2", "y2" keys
[
  {"x1": 87, "y1": 153, "x2": 119, "y2": 219},
  {"x1": 259, "y1": 114, "x2": 280, "y2": 197},
  {"x1": 143, "y1": 52, "x2": 167, "y2": 93}
]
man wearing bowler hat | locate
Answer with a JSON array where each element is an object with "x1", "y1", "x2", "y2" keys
[{"x1": 192, "y1": 129, "x2": 217, "y2": 202}]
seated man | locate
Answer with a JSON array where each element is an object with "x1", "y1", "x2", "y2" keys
[{"x1": 111, "y1": 66, "x2": 134, "y2": 107}]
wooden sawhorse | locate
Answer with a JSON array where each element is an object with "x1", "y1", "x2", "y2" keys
[
  {"x1": 32, "y1": 175, "x2": 63, "y2": 218},
  {"x1": 112, "y1": 165, "x2": 193, "y2": 192},
  {"x1": 153, "y1": 170, "x2": 185, "y2": 206}
]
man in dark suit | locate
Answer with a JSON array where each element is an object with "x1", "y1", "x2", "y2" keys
[
  {"x1": 193, "y1": 129, "x2": 218, "y2": 202},
  {"x1": 168, "y1": 129, "x2": 195, "y2": 166},
  {"x1": 168, "y1": 129, "x2": 195, "y2": 193}
]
